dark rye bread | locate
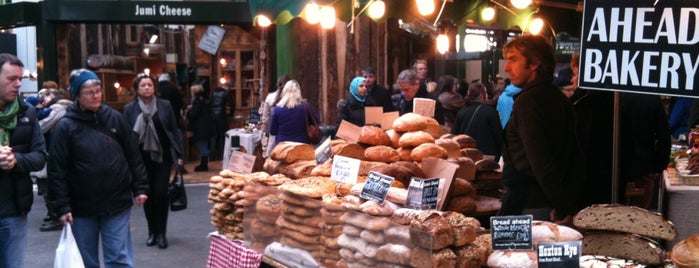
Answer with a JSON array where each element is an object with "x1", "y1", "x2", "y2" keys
[
  {"x1": 573, "y1": 204, "x2": 677, "y2": 240},
  {"x1": 582, "y1": 232, "x2": 666, "y2": 266}
]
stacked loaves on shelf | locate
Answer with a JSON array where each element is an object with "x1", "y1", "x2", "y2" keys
[{"x1": 573, "y1": 204, "x2": 678, "y2": 266}]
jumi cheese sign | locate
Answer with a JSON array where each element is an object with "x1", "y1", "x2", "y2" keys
[{"x1": 579, "y1": 0, "x2": 699, "y2": 97}]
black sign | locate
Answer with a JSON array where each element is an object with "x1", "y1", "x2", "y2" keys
[
  {"x1": 490, "y1": 215, "x2": 533, "y2": 250},
  {"x1": 315, "y1": 138, "x2": 332, "y2": 164},
  {"x1": 406, "y1": 177, "x2": 440, "y2": 210},
  {"x1": 579, "y1": 0, "x2": 699, "y2": 97},
  {"x1": 537, "y1": 241, "x2": 582, "y2": 268},
  {"x1": 360, "y1": 171, "x2": 394, "y2": 205}
]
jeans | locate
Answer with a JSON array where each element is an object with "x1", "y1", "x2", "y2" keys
[
  {"x1": 197, "y1": 139, "x2": 209, "y2": 157},
  {"x1": 72, "y1": 209, "x2": 134, "y2": 268},
  {"x1": 0, "y1": 216, "x2": 27, "y2": 268}
]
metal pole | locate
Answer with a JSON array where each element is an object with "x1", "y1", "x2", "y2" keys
[{"x1": 611, "y1": 91, "x2": 620, "y2": 204}]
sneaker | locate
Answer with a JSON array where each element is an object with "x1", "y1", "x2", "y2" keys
[{"x1": 39, "y1": 221, "x2": 63, "y2": 232}]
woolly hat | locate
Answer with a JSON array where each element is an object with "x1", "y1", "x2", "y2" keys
[
  {"x1": 69, "y1": 70, "x2": 100, "y2": 98},
  {"x1": 24, "y1": 96, "x2": 40, "y2": 106}
]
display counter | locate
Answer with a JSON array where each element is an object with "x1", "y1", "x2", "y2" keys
[
  {"x1": 222, "y1": 128, "x2": 263, "y2": 171},
  {"x1": 662, "y1": 169, "x2": 699, "y2": 248}
]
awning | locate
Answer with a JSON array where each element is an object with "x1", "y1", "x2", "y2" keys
[{"x1": 0, "y1": 2, "x2": 41, "y2": 30}]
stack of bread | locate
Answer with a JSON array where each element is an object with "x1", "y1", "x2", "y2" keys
[
  {"x1": 574, "y1": 204, "x2": 678, "y2": 266},
  {"x1": 263, "y1": 142, "x2": 318, "y2": 179},
  {"x1": 246, "y1": 185, "x2": 282, "y2": 250},
  {"x1": 317, "y1": 194, "x2": 347, "y2": 267},
  {"x1": 487, "y1": 220, "x2": 583, "y2": 268}
]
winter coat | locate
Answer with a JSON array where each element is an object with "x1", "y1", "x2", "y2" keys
[
  {"x1": 270, "y1": 101, "x2": 319, "y2": 145},
  {"x1": 123, "y1": 98, "x2": 184, "y2": 164},
  {"x1": 47, "y1": 103, "x2": 148, "y2": 217},
  {"x1": 211, "y1": 87, "x2": 232, "y2": 120},
  {"x1": 186, "y1": 94, "x2": 213, "y2": 140},
  {"x1": 157, "y1": 81, "x2": 184, "y2": 124},
  {"x1": 0, "y1": 103, "x2": 46, "y2": 218},
  {"x1": 366, "y1": 84, "x2": 395, "y2": 113},
  {"x1": 452, "y1": 101, "x2": 503, "y2": 161},
  {"x1": 619, "y1": 93, "x2": 671, "y2": 179}
]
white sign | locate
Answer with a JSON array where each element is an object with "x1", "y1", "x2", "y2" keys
[
  {"x1": 330, "y1": 155, "x2": 360, "y2": 184},
  {"x1": 198, "y1": 25, "x2": 225, "y2": 55}
]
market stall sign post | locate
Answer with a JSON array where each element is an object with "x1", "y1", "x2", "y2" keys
[{"x1": 579, "y1": 0, "x2": 699, "y2": 97}]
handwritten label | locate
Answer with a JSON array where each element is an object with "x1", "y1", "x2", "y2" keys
[
  {"x1": 227, "y1": 150, "x2": 256, "y2": 174},
  {"x1": 315, "y1": 138, "x2": 332, "y2": 164},
  {"x1": 330, "y1": 155, "x2": 360, "y2": 184},
  {"x1": 406, "y1": 177, "x2": 440, "y2": 210},
  {"x1": 198, "y1": 25, "x2": 225, "y2": 55},
  {"x1": 490, "y1": 215, "x2": 533, "y2": 250},
  {"x1": 360, "y1": 171, "x2": 394, "y2": 205},
  {"x1": 413, "y1": 98, "x2": 436, "y2": 118},
  {"x1": 537, "y1": 241, "x2": 581, "y2": 268}
]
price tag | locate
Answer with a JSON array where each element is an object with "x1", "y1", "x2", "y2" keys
[
  {"x1": 490, "y1": 215, "x2": 533, "y2": 250},
  {"x1": 537, "y1": 241, "x2": 581, "y2": 268},
  {"x1": 413, "y1": 98, "x2": 436, "y2": 118},
  {"x1": 406, "y1": 177, "x2": 440, "y2": 210},
  {"x1": 330, "y1": 155, "x2": 360, "y2": 184},
  {"x1": 315, "y1": 138, "x2": 332, "y2": 164},
  {"x1": 360, "y1": 171, "x2": 394, "y2": 205},
  {"x1": 227, "y1": 150, "x2": 256, "y2": 174}
]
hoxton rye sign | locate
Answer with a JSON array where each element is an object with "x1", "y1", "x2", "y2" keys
[{"x1": 579, "y1": 0, "x2": 699, "y2": 97}]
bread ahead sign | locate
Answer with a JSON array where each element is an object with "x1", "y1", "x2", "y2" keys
[{"x1": 579, "y1": 0, "x2": 699, "y2": 97}]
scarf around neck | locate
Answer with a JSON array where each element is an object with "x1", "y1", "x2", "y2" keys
[
  {"x1": 0, "y1": 98, "x2": 20, "y2": 146},
  {"x1": 133, "y1": 97, "x2": 162, "y2": 163}
]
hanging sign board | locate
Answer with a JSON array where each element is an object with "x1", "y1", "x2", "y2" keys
[
  {"x1": 579, "y1": 0, "x2": 699, "y2": 97},
  {"x1": 198, "y1": 25, "x2": 225, "y2": 55}
]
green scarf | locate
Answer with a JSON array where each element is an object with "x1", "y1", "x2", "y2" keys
[{"x1": 0, "y1": 98, "x2": 19, "y2": 146}]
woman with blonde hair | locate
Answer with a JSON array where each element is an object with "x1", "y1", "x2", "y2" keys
[{"x1": 270, "y1": 80, "x2": 319, "y2": 146}]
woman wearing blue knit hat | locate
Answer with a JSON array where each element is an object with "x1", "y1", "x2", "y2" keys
[{"x1": 47, "y1": 68, "x2": 149, "y2": 268}]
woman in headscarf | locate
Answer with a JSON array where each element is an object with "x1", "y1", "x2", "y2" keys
[
  {"x1": 336, "y1": 76, "x2": 370, "y2": 126},
  {"x1": 123, "y1": 73, "x2": 184, "y2": 249}
]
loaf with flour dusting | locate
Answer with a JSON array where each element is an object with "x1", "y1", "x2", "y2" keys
[{"x1": 573, "y1": 204, "x2": 677, "y2": 240}]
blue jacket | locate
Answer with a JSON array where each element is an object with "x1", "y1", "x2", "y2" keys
[
  {"x1": 270, "y1": 101, "x2": 319, "y2": 146},
  {"x1": 668, "y1": 97, "x2": 692, "y2": 139},
  {"x1": 496, "y1": 84, "x2": 521, "y2": 128}
]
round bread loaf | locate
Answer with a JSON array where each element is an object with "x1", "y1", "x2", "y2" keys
[
  {"x1": 532, "y1": 220, "x2": 583, "y2": 244},
  {"x1": 487, "y1": 250, "x2": 537, "y2": 268},
  {"x1": 445, "y1": 195, "x2": 477, "y2": 214},
  {"x1": 398, "y1": 131, "x2": 435, "y2": 148},
  {"x1": 411, "y1": 143, "x2": 448, "y2": 161},
  {"x1": 370, "y1": 164, "x2": 415, "y2": 188},
  {"x1": 358, "y1": 125, "x2": 392, "y2": 146},
  {"x1": 364, "y1": 145, "x2": 400, "y2": 163},
  {"x1": 392, "y1": 161, "x2": 426, "y2": 179},
  {"x1": 409, "y1": 212, "x2": 455, "y2": 250},
  {"x1": 461, "y1": 147, "x2": 484, "y2": 162},
  {"x1": 435, "y1": 138, "x2": 461, "y2": 158},
  {"x1": 397, "y1": 147, "x2": 413, "y2": 161},
  {"x1": 475, "y1": 159, "x2": 500, "y2": 171},
  {"x1": 385, "y1": 129, "x2": 401, "y2": 149},
  {"x1": 451, "y1": 134, "x2": 476, "y2": 148},
  {"x1": 392, "y1": 113, "x2": 428, "y2": 132},
  {"x1": 451, "y1": 178, "x2": 477, "y2": 197},
  {"x1": 424, "y1": 117, "x2": 441, "y2": 138},
  {"x1": 671, "y1": 234, "x2": 699, "y2": 268},
  {"x1": 331, "y1": 141, "x2": 365, "y2": 160}
]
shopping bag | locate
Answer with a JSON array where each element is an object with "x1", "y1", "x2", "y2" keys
[
  {"x1": 169, "y1": 165, "x2": 187, "y2": 211},
  {"x1": 54, "y1": 223, "x2": 85, "y2": 268}
]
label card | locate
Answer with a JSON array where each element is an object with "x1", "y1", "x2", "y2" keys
[
  {"x1": 381, "y1": 111, "x2": 400, "y2": 130},
  {"x1": 360, "y1": 171, "x2": 395, "y2": 205},
  {"x1": 406, "y1": 177, "x2": 441, "y2": 210},
  {"x1": 490, "y1": 215, "x2": 533, "y2": 250},
  {"x1": 335, "y1": 120, "x2": 361, "y2": 142},
  {"x1": 364, "y1": 107, "x2": 384, "y2": 126},
  {"x1": 227, "y1": 150, "x2": 256, "y2": 174},
  {"x1": 198, "y1": 25, "x2": 226, "y2": 55},
  {"x1": 413, "y1": 98, "x2": 436, "y2": 118},
  {"x1": 420, "y1": 157, "x2": 458, "y2": 210},
  {"x1": 537, "y1": 241, "x2": 582, "y2": 268},
  {"x1": 315, "y1": 138, "x2": 332, "y2": 164},
  {"x1": 330, "y1": 155, "x2": 361, "y2": 184}
]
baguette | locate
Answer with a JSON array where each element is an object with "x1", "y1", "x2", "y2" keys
[
  {"x1": 582, "y1": 231, "x2": 666, "y2": 266},
  {"x1": 573, "y1": 204, "x2": 677, "y2": 240}
]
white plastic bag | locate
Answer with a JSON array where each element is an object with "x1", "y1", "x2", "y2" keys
[{"x1": 54, "y1": 223, "x2": 85, "y2": 268}]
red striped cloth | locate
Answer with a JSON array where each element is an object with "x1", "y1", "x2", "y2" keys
[{"x1": 207, "y1": 233, "x2": 262, "y2": 268}]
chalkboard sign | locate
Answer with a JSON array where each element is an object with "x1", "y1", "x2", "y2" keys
[
  {"x1": 490, "y1": 215, "x2": 533, "y2": 250},
  {"x1": 360, "y1": 171, "x2": 394, "y2": 205},
  {"x1": 406, "y1": 177, "x2": 440, "y2": 210},
  {"x1": 537, "y1": 241, "x2": 581, "y2": 268}
]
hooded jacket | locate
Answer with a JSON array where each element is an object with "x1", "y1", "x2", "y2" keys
[{"x1": 47, "y1": 103, "x2": 148, "y2": 217}]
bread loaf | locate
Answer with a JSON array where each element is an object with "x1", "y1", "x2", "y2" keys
[
  {"x1": 376, "y1": 244, "x2": 412, "y2": 266},
  {"x1": 582, "y1": 232, "x2": 666, "y2": 265},
  {"x1": 454, "y1": 234, "x2": 492, "y2": 268},
  {"x1": 396, "y1": 147, "x2": 413, "y2": 161},
  {"x1": 409, "y1": 212, "x2": 454, "y2": 250},
  {"x1": 449, "y1": 157, "x2": 476, "y2": 181},
  {"x1": 487, "y1": 250, "x2": 537, "y2": 268},
  {"x1": 460, "y1": 148, "x2": 484, "y2": 162},
  {"x1": 475, "y1": 159, "x2": 500, "y2": 171},
  {"x1": 270, "y1": 141, "x2": 316, "y2": 163},
  {"x1": 385, "y1": 129, "x2": 401, "y2": 149},
  {"x1": 442, "y1": 211, "x2": 479, "y2": 246},
  {"x1": 579, "y1": 255, "x2": 646, "y2": 268},
  {"x1": 391, "y1": 161, "x2": 426, "y2": 179},
  {"x1": 410, "y1": 247, "x2": 457, "y2": 268},
  {"x1": 364, "y1": 145, "x2": 400, "y2": 163},
  {"x1": 450, "y1": 178, "x2": 477, "y2": 197},
  {"x1": 445, "y1": 195, "x2": 477, "y2": 214},
  {"x1": 424, "y1": 117, "x2": 442, "y2": 138},
  {"x1": 398, "y1": 131, "x2": 435, "y2": 148},
  {"x1": 310, "y1": 161, "x2": 333, "y2": 176},
  {"x1": 435, "y1": 138, "x2": 461, "y2": 158},
  {"x1": 392, "y1": 113, "x2": 428, "y2": 132},
  {"x1": 331, "y1": 141, "x2": 365, "y2": 160},
  {"x1": 573, "y1": 204, "x2": 678, "y2": 240},
  {"x1": 411, "y1": 143, "x2": 448, "y2": 161},
  {"x1": 450, "y1": 134, "x2": 476, "y2": 148},
  {"x1": 671, "y1": 234, "x2": 699, "y2": 268},
  {"x1": 369, "y1": 165, "x2": 415, "y2": 188},
  {"x1": 531, "y1": 220, "x2": 582, "y2": 244},
  {"x1": 279, "y1": 160, "x2": 317, "y2": 180},
  {"x1": 358, "y1": 125, "x2": 392, "y2": 146},
  {"x1": 263, "y1": 158, "x2": 283, "y2": 174}
]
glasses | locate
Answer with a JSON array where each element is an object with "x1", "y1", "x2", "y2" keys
[{"x1": 81, "y1": 90, "x2": 103, "y2": 97}]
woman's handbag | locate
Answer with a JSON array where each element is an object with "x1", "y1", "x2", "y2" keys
[
  {"x1": 169, "y1": 165, "x2": 188, "y2": 211},
  {"x1": 303, "y1": 101, "x2": 322, "y2": 144},
  {"x1": 54, "y1": 224, "x2": 85, "y2": 268}
]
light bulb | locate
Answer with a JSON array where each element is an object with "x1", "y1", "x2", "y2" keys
[
  {"x1": 144, "y1": 68, "x2": 150, "y2": 75},
  {"x1": 219, "y1": 58, "x2": 227, "y2": 66},
  {"x1": 306, "y1": 2, "x2": 321, "y2": 24},
  {"x1": 114, "y1": 82, "x2": 120, "y2": 89},
  {"x1": 417, "y1": 0, "x2": 435, "y2": 16},
  {"x1": 257, "y1": 15, "x2": 272, "y2": 27},
  {"x1": 367, "y1": 0, "x2": 385, "y2": 19},
  {"x1": 320, "y1": 6, "x2": 336, "y2": 29},
  {"x1": 482, "y1": 7, "x2": 495, "y2": 21},
  {"x1": 528, "y1": 17, "x2": 544, "y2": 35},
  {"x1": 219, "y1": 77, "x2": 227, "y2": 85},
  {"x1": 511, "y1": 0, "x2": 532, "y2": 9},
  {"x1": 436, "y1": 34, "x2": 449, "y2": 54}
]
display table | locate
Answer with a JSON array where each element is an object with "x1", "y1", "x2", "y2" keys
[
  {"x1": 206, "y1": 232, "x2": 262, "y2": 268},
  {"x1": 662, "y1": 169, "x2": 699, "y2": 248},
  {"x1": 223, "y1": 128, "x2": 263, "y2": 171}
]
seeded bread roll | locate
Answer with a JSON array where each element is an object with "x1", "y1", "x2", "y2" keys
[
  {"x1": 573, "y1": 204, "x2": 678, "y2": 240},
  {"x1": 398, "y1": 131, "x2": 435, "y2": 148},
  {"x1": 582, "y1": 232, "x2": 666, "y2": 266},
  {"x1": 358, "y1": 125, "x2": 392, "y2": 146},
  {"x1": 409, "y1": 212, "x2": 454, "y2": 250},
  {"x1": 392, "y1": 112, "x2": 428, "y2": 133},
  {"x1": 671, "y1": 234, "x2": 699, "y2": 268},
  {"x1": 364, "y1": 145, "x2": 400, "y2": 163}
]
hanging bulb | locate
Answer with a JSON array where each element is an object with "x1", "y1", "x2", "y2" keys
[
  {"x1": 367, "y1": 0, "x2": 386, "y2": 19},
  {"x1": 416, "y1": 0, "x2": 435, "y2": 16},
  {"x1": 482, "y1": 7, "x2": 495, "y2": 21},
  {"x1": 320, "y1": 6, "x2": 336, "y2": 29},
  {"x1": 511, "y1": 0, "x2": 532, "y2": 9},
  {"x1": 306, "y1": 1, "x2": 321, "y2": 24},
  {"x1": 257, "y1": 15, "x2": 272, "y2": 27},
  {"x1": 528, "y1": 17, "x2": 544, "y2": 35},
  {"x1": 436, "y1": 34, "x2": 449, "y2": 54},
  {"x1": 219, "y1": 77, "x2": 227, "y2": 85}
]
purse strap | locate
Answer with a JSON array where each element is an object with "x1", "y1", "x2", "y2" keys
[
  {"x1": 465, "y1": 104, "x2": 483, "y2": 133},
  {"x1": 303, "y1": 100, "x2": 318, "y2": 126}
]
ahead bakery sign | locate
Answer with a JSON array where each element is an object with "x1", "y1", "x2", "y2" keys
[{"x1": 579, "y1": 0, "x2": 699, "y2": 97}]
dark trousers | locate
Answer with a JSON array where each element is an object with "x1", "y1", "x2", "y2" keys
[
  {"x1": 144, "y1": 158, "x2": 172, "y2": 235},
  {"x1": 36, "y1": 178, "x2": 58, "y2": 220}
]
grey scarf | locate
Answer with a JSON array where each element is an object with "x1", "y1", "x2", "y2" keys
[{"x1": 133, "y1": 97, "x2": 162, "y2": 163}]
